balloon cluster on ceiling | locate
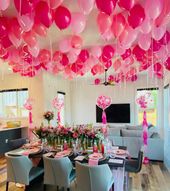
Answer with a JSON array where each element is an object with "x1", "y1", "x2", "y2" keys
[{"x1": 0, "y1": 0, "x2": 170, "y2": 84}]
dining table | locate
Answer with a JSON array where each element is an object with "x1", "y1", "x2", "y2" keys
[{"x1": 6, "y1": 143, "x2": 129, "y2": 191}]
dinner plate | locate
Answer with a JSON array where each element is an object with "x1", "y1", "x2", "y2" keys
[
  {"x1": 85, "y1": 153, "x2": 106, "y2": 161},
  {"x1": 115, "y1": 149, "x2": 126, "y2": 155}
]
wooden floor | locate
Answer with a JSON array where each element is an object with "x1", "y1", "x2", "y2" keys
[{"x1": 1, "y1": 155, "x2": 170, "y2": 191}]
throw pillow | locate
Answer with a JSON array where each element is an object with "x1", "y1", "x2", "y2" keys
[{"x1": 121, "y1": 129, "x2": 143, "y2": 137}]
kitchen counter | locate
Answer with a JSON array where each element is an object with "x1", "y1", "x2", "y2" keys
[{"x1": 0, "y1": 126, "x2": 28, "y2": 132}]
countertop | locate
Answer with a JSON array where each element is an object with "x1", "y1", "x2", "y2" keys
[{"x1": 0, "y1": 126, "x2": 28, "y2": 132}]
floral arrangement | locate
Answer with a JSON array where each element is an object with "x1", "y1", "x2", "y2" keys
[
  {"x1": 43, "y1": 111, "x2": 54, "y2": 123},
  {"x1": 34, "y1": 125, "x2": 104, "y2": 148}
]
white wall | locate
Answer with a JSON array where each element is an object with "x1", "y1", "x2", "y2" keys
[
  {"x1": 43, "y1": 73, "x2": 72, "y2": 126},
  {"x1": 0, "y1": 73, "x2": 44, "y2": 126},
  {"x1": 70, "y1": 74, "x2": 163, "y2": 131}
]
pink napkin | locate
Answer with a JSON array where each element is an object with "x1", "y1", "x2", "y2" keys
[{"x1": 88, "y1": 158, "x2": 99, "y2": 166}]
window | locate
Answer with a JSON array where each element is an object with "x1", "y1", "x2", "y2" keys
[
  {"x1": 0, "y1": 89, "x2": 28, "y2": 118},
  {"x1": 57, "y1": 91, "x2": 65, "y2": 125},
  {"x1": 136, "y1": 88, "x2": 158, "y2": 126}
]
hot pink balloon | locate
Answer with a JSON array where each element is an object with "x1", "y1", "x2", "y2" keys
[
  {"x1": 159, "y1": 31, "x2": 170, "y2": 45},
  {"x1": 52, "y1": 97, "x2": 64, "y2": 110},
  {"x1": 70, "y1": 12, "x2": 86, "y2": 34},
  {"x1": 96, "y1": 0, "x2": 116, "y2": 15},
  {"x1": 94, "y1": 78, "x2": 101, "y2": 85},
  {"x1": 35, "y1": 1, "x2": 53, "y2": 28},
  {"x1": 33, "y1": 20, "x2": 47, "y2": 37},
  {"x1": 0, "y1": 0, "x2": 10, "y2": 10},
  {"x1": 152, "y1": 25, "x2": 166, "y2": 41},
  {"x1": 54, "y1": 6, "x2": 71, "y2": 30},
  {"x1": 91, "y1": 46, "x2": 102, "y2": 58},
  {"x1": 111, "y1": 13, "x2": 126, "y2": 38},
  {"x1": 8, "y1": 33, "x2": 22, "y2": 48},
  {"x1": 164, "y1": 57, "x2": 170, "y2": 71},
  {"x1": 38, "y1": 49, "x2": 51, "y2": 63},
  {"x1": 118, "y1": 0, "x2": 135, "y2": 11},
  {"x1": 138, "y1": 33, "x2": 151, "y2": 51},
  {"x1": 104, "y1": 60, "x2": 112, "y2": 69},
  {"x1": 128, "y1": 4, "x2": 145, "y2": 29},
  {"x1": 145, "y1": 0, "x2": 163, "y2": 20},
  {"x1": 59, "y1": 37, "x2": 71, "y2": 53},
  {"x1": 0, "y1": 17, "x2": 8, "y2": 38},
  {"x1": 78, "y1": 49, "x2": 89, "y2": 62},
  {"x1": 24, "y1": 98, "x2": 33, "y2": 111},
  {"x1": 14, "y1": 0, "x2": 34, "y2": 15},
  {"x1": 97, "y1": 12, "x2": 112, "y2": 35},
  {"x1": 153, "y1": 62, "x2": 163, "y2": 73},
  {"x1": 121, "y1": 48, "x2": 131, "y2": 60},
  {"x1": 102, "y1": 45, "x2": 115, "y2": 60},
  {"x1": 22, "y1": 31, "x2": 37, "y2": 47},
  {"x1": 1, "y1": 36, "x2": 12, "y2": 48},
  {"x1": 18, "y1": 14, "x2": 34, "y2": 32},
  {"x1": 60, "y1": 54, "x2": 69, "y2": 66},
  {"x1": 78, "y1": 0, "x2": 95, "y2": 15}
]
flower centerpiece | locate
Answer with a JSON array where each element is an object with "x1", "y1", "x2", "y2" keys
[{"x1": 43, "y1": 111, "x2": 54, "y2": 126}]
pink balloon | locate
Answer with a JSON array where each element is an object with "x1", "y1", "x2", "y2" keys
[
  {"x1": 47, "y1": 0, "x2": 64, "y2": 9},
  {"x1": 28, "y1": 43, "x2": 40, "y2": 57},
  {"x1": 78, "y1": 49, "x2": 89, "y2": 62},
  {"x1": 33, "y1": 20, "x2": 47, "y2": 37},
  {"x1": 1, "y1": 36, "x2": 12, "y2": 48},
  {"x1": 152, "y1": 25, "x2": 166, "y2": 41},
  {"x1": 138, "y1": 33, "x2": 151, "y2": 51},
  {"x1": 155, "y1": 45, "x2": 168, "y2": 62},
  {"x1": 97, "y1": 12, "x2": 112, "y2": 35},
  {"x1": 111, "y1": 13, "x2": 126, "y2": 38},
  {"x1": 8, "y1": 33, "x2": 22, "y2": 48},
  {"x1": 71, "y1": 35, "x2": 83, "y2": 49},
  {"x1": 140, "y1": 17, "x2": 152, "y2": 34},
  {"x1": 59, "y1": 37, "x2": 71, "y2": 53},
  {"x1": 153, "y1": 63, "x2": 163, "y2": 74},
  {"x1": 22, "y1": 31, "x2": 37, "y2": 47},
  {"x1": 104, "y1": 60, "x2": 112, "y2": 69},
  {"x1": 70, "y1": 12, "x2": 86, "y2": 34},
  {"x1": 113, "y1": 59, "x2": 121, "y2": 71},
  {"x1": 0, "y1": 17, "x2": 8, "y2": 38},
  {"x1": 96, "y1": 0, "x2": 116, "y2": 15},
  {"x1": 35, "y1": 1, "x2": 53, "y2": 28},
  {"x1": 0, "y1": 0, "x2": 10, "y2": 10},
  {"x1": 78, "y1": 0, "x2": 95, "y2": 15},
  {"x1": 97, "y1": 95, "x2": 111, "y2": 110},
  {"x1": 67, "y1": 51, "x2": 77, "y2": 63},
  {"x1": 9, "y1": 18, "x2": 23, "y2": 39},
  {"x1": 94, "y1": 78, "x2": 101, "y2": 85},
  {"x1": 159, "y1": 31, "x2": 170, "y2": 45},
  {"x1": 128, "y1": 4, "x2": 145, "y2": 29},
  {"x1": 118, "y1": 0, "x2": 135, "y2": 11},
  {"x1": 54, "y1": 6, "x2": 71, "y2": 30},
  {"x1": 102, "y1": 45, "x2": 115, "y2": 60},
  {"x1": 145, "y1": 0, "x2": 163, "y2": 20},
  {"x1": 18, "y1": 14, "x2": 34, "y2": 32},
  {"x1": 38, "y1": 49, "x2": 51, "y2": 63},
  {"x1": 91, "y1": 46, "x2": 102, "y2": 58},
  {"x1": 60, "y1": 54, "x2": 69, "y2": 66},
  {"x1": 101, "y1": 28, "x2": 113, "y2": 41}
]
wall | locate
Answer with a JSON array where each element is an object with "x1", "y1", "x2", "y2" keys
[
  {"x1": 43, "y1": 73, "x2": 72, "y2": 126},
  {"x1": 70, "y1": 74, "x2": 163, "y2": 133},
  {"x1": 163, "y1": 72, "x2": 170, "y2": 170},
  {"x1": 0, "y1": 73, "x2": 44, "y2": 126}
]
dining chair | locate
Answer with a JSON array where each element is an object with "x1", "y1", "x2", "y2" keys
[
  {"x1": 5, "y1": 153, "x2": 44, "y2": 191},
  {"x1": 8, "y1": 138, "x2": 27, "y2": 150},
  {"x1": 124, "y1": 150, "x2": 143, "y2": 190},
  {"x1": 75, "y1": 162, "x2": 114, "y2": 191},
  {"x1": 43, "y1": 155, "x2": 76, "y2": 191}
]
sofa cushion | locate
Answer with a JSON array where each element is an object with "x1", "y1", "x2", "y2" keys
[
  {"x1": 125, "y1": 124, "x2": 143, "y2": 130},
  {"x1": 121, "y1": 129, "x2": 143, "y2": 137},
  {"x1": 108, "y1": 128, "x2": 121, "y2": 136},
  {"x1": 108, "y1": 125, "x2": 127, "y2": 129}
]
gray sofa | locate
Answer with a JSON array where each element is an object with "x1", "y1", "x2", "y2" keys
[{"x1": 107, "y1": 124, "x2": 164, "y2": 161}]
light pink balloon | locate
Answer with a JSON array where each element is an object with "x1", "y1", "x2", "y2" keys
[
  {"x1": 8, "y1": 33, "x2": 22, "y2": 48},
  {"x1": 101, "y1": 29, "x2": 113, "y2": 41},
  {"x1": 140, "y1": 17, "x2": 152, "y2": 34},
  {"x1": 152, "y1": 25, "x2": 166, "y2": 41},
  {"x1": 18, "y1": 14, "x2": 34, "y2": 32},
  {"x1": 145, "y1": 0, "x2": 163, "y2": 20},
  {"x1": 78, "y1": 0, "x2": 95, "y2": 15},
  {"x1": 70, "y1": 48, "x2": 81, "y2": 55},
  {"x1": 155, "y1": 45, "x2": 168, "y2": 62},
  {"x1": 138, "y1": 33, "x2": 151, "y2": 50},
  {"x1": 67, "y1": 51, "x2": 77, "y2": 63},
  {"x1": 90, "y1": 46, "x2": 102, "y2": 58},
  {"x1": 28, "y1": 44, "x2": 40, "y2": 58},
  {"x1": 0, "y1": 0, "x2": 10, "y2": 10},
  {"x1": 47, "y1": 0, "x2": 64, "y2": 9},
  {"x1": 59, "y1": 37, "x2": 71, "y2": 53},
  {"x1": 70, "y1": 12, "x2": 86, "y2": 34}
]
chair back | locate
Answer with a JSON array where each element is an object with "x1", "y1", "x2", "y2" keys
[
  {"x1": 43, "y1": 156, "x2": 73, "y2": 188},
  {"x1": 5, "y1": 153, "x2": 32, "y2": 185},
  {"x1": 76, "y1": 162, "x2": 113, "y2": 191},
  {"x1": 9, "y1": 138, "x2": 27, "y2": 150}
]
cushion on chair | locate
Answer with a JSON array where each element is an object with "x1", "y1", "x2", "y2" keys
[
  {"x1": 29, "y1": 167, "x2": 44, "y2": 182},
  {"x1": 121, "y1": 129, "x2": 143, "y2": 137}
]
